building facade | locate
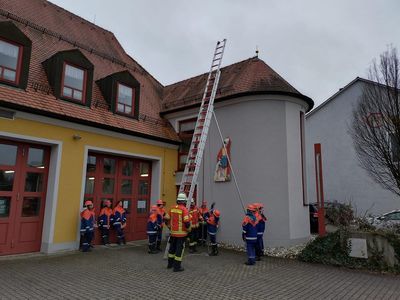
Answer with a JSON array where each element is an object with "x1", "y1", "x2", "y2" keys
[
  {"x1": 163, "y1": 58, "x2": 314, "y2": 247},
  {"x1": 0, "y1": 0, "x2": 179, "y2": 255},
  {"x1": 306, "y1": 78, "x2": 399, "y2": 216},
  {"x1": 0, "y1": 0, "x2": 314, "y2": 255}
]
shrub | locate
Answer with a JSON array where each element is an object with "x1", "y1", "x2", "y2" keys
[{"x1": 325, "y1": 202, "x2": 354, "y2": 227}]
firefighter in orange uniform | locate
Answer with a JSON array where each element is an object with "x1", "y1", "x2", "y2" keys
[
  {"x1": 189, "y1": 199, "x2": 200, "y2": 253},
  {"x1": 204, "y1": 208, "x2": 220, "y2": 256},
  {"x1": 254, "y1": 203, "x2": 267, "y2": 260},
  {"x1": 113, "y1": 200, "x2": 127, "y2": 245},
  {"x1": 147, "y1": 205, "x2": 162, "y2": 254},
  {"x1": 80, "y1": 200, "x2": 95, "y2": 252},
  {"x1": 156, "y1": 199, "x2": 169, "y2": 251},
  {"x1": 167, "y1": 193, "x2": 191, "y2": 272},
  {"x1": 198, "y1": 201, "x2": 209, "y2": 246},
  {"x1": 98, "y1": 199, "x2": 113, "y2": 245}
]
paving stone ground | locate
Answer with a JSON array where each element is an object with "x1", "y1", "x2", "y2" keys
[{"x1": 0, "y1": 242, "x2": 399, "y2": 300}]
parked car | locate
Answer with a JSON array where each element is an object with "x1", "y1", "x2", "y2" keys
[
  {"x1": 370, "y1": 210, "x2": 400, "y2": 228},
  {"x1": 309, "y1": 203, "x2": 319, "y2": 234}
]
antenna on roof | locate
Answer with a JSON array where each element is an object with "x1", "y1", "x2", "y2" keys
[
  {"x1": 255, "y1": 45, "x2": 259, "y2": 58},
  {"x1": 93, "y1": 14, "x2": 96, "y2": 24}
]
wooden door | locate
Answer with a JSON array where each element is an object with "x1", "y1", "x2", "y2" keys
[{"x1": 0, "y1": 140, "x2": 49, "y2": 255}]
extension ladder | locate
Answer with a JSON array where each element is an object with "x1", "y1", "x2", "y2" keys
[{"x1": 178, "y1": 39, "x2": 227, "y2": 209}]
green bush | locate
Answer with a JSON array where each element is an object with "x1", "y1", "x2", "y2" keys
[
  {"x1": 299, "y1": 229, "x2": 400, "y2": 273},
  {"x1": 298, "y1": 230, "x2": 352, "y2": 266}
]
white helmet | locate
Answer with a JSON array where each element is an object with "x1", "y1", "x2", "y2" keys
[{"x1": 177, "y1": 193, "x2": 187, "y2": 203}]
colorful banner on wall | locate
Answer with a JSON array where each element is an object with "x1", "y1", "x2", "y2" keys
[{"x1": 214, "y1": 137, "x2": 231, "y2": 182}]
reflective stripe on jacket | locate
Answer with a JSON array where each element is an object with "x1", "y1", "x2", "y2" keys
[{"x1": 169, "y1": 204, "x2": 190, "y2": 237}]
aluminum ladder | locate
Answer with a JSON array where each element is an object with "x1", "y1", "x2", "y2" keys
[{"x1": 178, "y1": 39, "x2": 227, "y2": 209}]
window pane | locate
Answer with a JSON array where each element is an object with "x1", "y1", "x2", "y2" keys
[
  {"x1": 0, "y1": 170, "x2": 14, "y2": 191},
  {"x1": 0, "y1": 197, "x2": 10, "y2": 217},
  {"x1": 139, "y1": 181, "x2": 149, "y2": 195},
  {"x1": 64, "y1": 64, "x2": 84, "y2": 90},
  {"x1": 125, "y1": 105, "x2": 132, "y2": 114},
  {"x1": 63, "y1": 86, "x2": 72, "y2": 97},
  {"x1": 121, "y1": 179, "x2": 132, "y2": 195},
  {"x1": 102, "y1": 178, "x2": 115, "y2": 194},
  {"x1": 25, "y1": 173, "x2": 43, "y2": 192},
  {"x1": 122, "y1": 160, "x2": 133, "y2": 176},
  {"x1": 28, "y1": 148, "x2": 45, "y2": 168},
  {"x1": 85, "y1": 176, "x2": 95, "y2": 194},
  {"x1": 103, "y1": 158, "x2": 116, "y2": 174},
  {"x1": 73, "y1": 90, "x2": 82, "y2": 101},
  {"x1": 87, "y1": 156, "x2": 96, "y2": 173},
  {"x1": 139, "y1": 162, "x2": 150, "y2": 177},
  {"x1": 137, "y1": 199, "x2": 147, "y2": 214},
  {"x1": 0, "y1": 40, "x2": 19, "y2": 70},
  {"x1": 21, "y1": 197, "x2": 40, "y2": 217},
  {"x1": 118, "y1": 84, "x2": 133, "y2": 105},
  {"x1": 117, "y1": 103, "x2": 124, "y2": 112},
  {"x1": 0, "y1": 144, "x2": 17, "y2": 166},
  {"x1": 3, "y1": 69, "x2": 16, "y2": 81}
]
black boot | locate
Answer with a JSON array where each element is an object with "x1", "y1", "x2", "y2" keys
[
  {"x1": 173, "y1": 260, "x2": 184, "y2": 272},
  {"x1": 148, "y1": 244, "x2": 158, "y2": 254},
  {"x1": 167, "y1": 258, "x2": 174, "y2": 269},
  {"x1": 214, "y1": 245, "x2": 219, "y2": 256},
  {"x1": 156, "y1": 241, "x2": 161, "y2": 251},
  {"x1": 122, "y1": 237, "x2": 126, "y2": 245},
  {"x1": 189, "y1": 246, "x2": 195, "y2": 253}
]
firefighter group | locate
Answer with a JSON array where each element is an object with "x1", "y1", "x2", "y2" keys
[{"x1": 80, "y1": 193, "x2": 267, "y2": 271}]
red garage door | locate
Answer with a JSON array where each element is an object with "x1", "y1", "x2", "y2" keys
[
  {"x1": 84, "y1": 153, "x2": 151, "y2": 243},
  {"x1": 0, "y1": 140, "x2": 50, "y2": 255}
]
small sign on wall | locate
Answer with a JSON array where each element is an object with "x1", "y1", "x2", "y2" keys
[{"x1": 349, "y1": 238, "x2": 368, "y2": 258}]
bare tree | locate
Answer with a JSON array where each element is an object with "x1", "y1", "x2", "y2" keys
[{"x1": 350, "y1": 46, "x2": 400, "y2": 196}]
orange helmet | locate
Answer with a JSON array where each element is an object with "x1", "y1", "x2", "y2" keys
[
  {"x1": 156, "y1": 199, "x2": 164, "y2": 205},
  {"x1": 213, "y1": 209, "x2": 220, "y2": 217},
  {"x1": 150, "y1": 205, "x2": 158, "y2": 212},
  {"x1": 84, "y1": 200, "x2": 93, "y2": 207},
  {"x1": 247, "y1": 204, "x2": 256, "y2": 212}
]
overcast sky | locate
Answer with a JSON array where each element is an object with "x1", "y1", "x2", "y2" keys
[{"x1": 51, "y1": 0, "x2": 400, "y2": 107}]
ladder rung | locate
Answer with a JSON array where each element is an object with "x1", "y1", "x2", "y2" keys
[
  {"x1": 216, "y1": 45, "x2": 224, "y2": 50},
  {"x1": 187, "y1": 164, "x2": 196, "y2": 168},
  {"x1": 215, "y1": 52, "x2": 223, "y2": 55},
  {"x1": 211, "y1": 64, "x2": 219, "y2": 68}
]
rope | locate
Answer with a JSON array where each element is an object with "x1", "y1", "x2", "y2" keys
[{"x1": 212, "y1": 111, "x2": 246, "y2": 212}]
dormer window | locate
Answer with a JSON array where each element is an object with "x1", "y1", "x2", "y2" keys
[
  {"x1": 97, "y1": 70, "x2": 140, "y2": 119},
  {"x1": 62, "y1": 63, "x2": 86, "y2": 102},
  {"x1": 0, "y1": 21, "x2": 31, "y2": 89},
  {"x1": 42, "y1": 49, "x2": 93, "y2": 107},
  {"x1": 0, "y1": 39, "x2": 22, "y2": 84},
  {"x1": 117, "y1": 83, "x2": 134, "y2": 115}
]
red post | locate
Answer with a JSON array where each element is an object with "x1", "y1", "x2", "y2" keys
[{"x1": 314, "y1": 143, "x2": 326, "y2": 236}]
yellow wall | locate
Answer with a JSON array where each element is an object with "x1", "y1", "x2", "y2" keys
[{"x1": 0, "y1": 116, "x2": 177, "y2": 244}]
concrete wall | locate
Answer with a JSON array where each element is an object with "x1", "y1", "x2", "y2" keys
[
  {"x1": 167, "y1": 94, "x2": 310, "y2": 247},
  {"x1": 306, "y1": 80, "x2": 399, "y2": 215}
]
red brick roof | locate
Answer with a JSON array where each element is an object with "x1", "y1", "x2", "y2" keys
[
  {"x1": 0, "y1": 0, "x2": 179, "y2": 143},
  {"x1": 162, "y1": 57, "x2": 313, "y2": 113}
]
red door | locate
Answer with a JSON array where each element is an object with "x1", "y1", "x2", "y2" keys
[
  {"x1": 84, "y1": 153, "x2": 151, "y2": 243},
  {"x1": 0, "y1": 140, "x2": 50, "y2": 255}
]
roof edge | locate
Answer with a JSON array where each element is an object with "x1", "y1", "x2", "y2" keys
[
  {"x1": 0, "y1": 101, "x2": 180, "y2": 145},
  {"x1": 306, "y1": 77, "x2": 373, "y2": 118},
  {"x1": 160, "y1": 90, "x2": 314, "y2": 116}
]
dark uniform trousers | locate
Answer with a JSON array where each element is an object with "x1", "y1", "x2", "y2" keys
[{"x1": 168, "y1": 236, "x2": 186, "y2": 262}]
